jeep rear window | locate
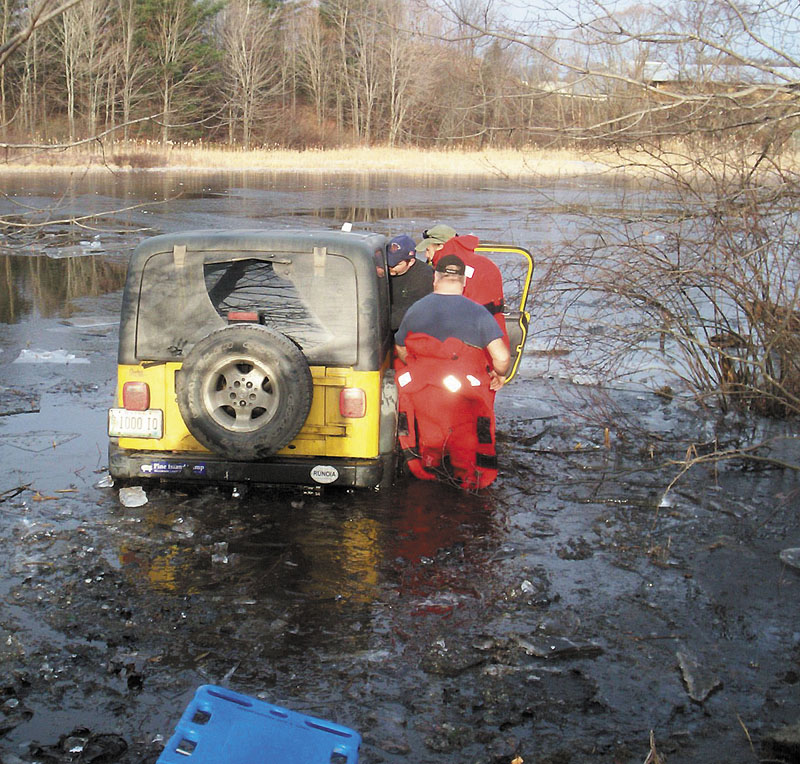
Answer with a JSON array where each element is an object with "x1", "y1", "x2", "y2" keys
[
  {"x1": 204, "y1": 260, "x2": 331, "y2": 343},
  {"x1": 136, "y1": 251, "x2": 358, "y2": 365}
]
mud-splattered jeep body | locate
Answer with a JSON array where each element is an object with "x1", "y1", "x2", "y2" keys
[{"x1": 108, "y1": 229, "x2": 533, "y2": 490}]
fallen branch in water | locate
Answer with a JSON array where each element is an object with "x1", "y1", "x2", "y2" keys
[
  {"x1": 643, "y1": 730, "x2": 664, "y2": 764},
  {"x1": 0, "y1": 484, "x2": 31, "y2": 503},
  {"x1": 663, "y1": 437, "x2": 800, "y2": 498}
]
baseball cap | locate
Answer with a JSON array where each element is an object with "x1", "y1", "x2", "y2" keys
[
  {"x1": 434, "y1": 254, "x2": 466, "y2": 276},
  {"x1": 387, "y1": 234, "x2": 417, "y2": 267},
  {"x1": 415, "y1": 224, "x2": 456, "y2": 252}
]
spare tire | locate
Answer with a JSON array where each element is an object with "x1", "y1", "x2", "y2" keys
[{"x1": 176, "y1": 324, "x2": 313, "y2": 459}]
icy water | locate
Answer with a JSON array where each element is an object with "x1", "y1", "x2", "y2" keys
[{"x1": 0, "y1": 171, "x2": 798, "y2": 764}]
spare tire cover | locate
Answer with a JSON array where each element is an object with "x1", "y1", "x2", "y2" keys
[{"x1": 176, "y1": 324, "x2": 313, "y2": 459}]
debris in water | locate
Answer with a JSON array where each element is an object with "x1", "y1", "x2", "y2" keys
[
  {"x1": 212, "y1": 541, "x2": 229, "y2": 564},
  {"x1": 779, "y1": 547, "x2": 800, "y2": 570},
  {"x1": 0, "y1": 484, "x2": 29, "y2": 504},
  {"x1": 95, "y1": 474, "x2": 114, "y2": 489},
  {"x1": 0, "y1": 705, "x2": 33, "y2": 736},
  {"x1": 119, "y1": 486, "x2": 147, "y2": 508},
  {"x1": 676, "y1": 649, "x2": 722, "y2": 702},
  {"x1": 643, "y1": 730, "x2": 664, "y2": 764},
  {"x1": 65, "y1": 731, "x2": 89, "y2": 753},
  {"x1": 30, "y1": 728, "x2": 128, "y2": 762},
  {"x1": 13, "y1": 348, "x2": 90, "y2": 364},
  {"x1": 653, "y1": 385, "x2": 674, "y2": 401},
  {"x1": 421, "y1": 640, "x2": 486, "y2": 677},
  {"x1": 515, "y1": 635, "x2": 603, "y2": 660},
  {"x1": 171, "y1": 517, "x2": 197, "y2": 537},
  {"x1": 32, "y1": 491, "x2": 59, "y2": 501},
  {"x1": 0, "y1": 387, "x2": 40, "y2": 416}
]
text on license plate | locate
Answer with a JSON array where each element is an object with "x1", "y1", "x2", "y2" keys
[{"x1": 108, "y1": 408, "x2": 163, "y2": 438}]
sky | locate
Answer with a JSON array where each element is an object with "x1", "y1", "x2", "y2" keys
[{"x1": 441, "y1": 0, "x2": 800, "y2": 68}]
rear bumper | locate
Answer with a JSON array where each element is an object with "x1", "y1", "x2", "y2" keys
[{"x1": 108, "y1": 441, "x2": 387, "y2": 489}]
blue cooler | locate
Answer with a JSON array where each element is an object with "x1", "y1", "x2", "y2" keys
[{"x1": 157, "y1": 685, "x2": 360, "y2": 764}]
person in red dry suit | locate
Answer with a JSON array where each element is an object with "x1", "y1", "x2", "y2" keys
[
  {"x1": 394, "y1": 254, "x2": 511, "y2": 491},
  {"x1": 430, "y1": 233, "x2": 508, "y2": 344}
]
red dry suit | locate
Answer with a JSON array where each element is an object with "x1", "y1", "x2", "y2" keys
[
  {"x1": 432, "y1": 235, "x2": 507, "y2": 343},
  {"x1": 395, "y1": 332, "x2": 498, "y2": 491}
]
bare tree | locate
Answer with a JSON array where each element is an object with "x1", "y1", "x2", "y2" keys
[
  {"x1": 382, "y1": 0, "x2": 420, "y2": 146},
  {"x1": 431, "y1": 0, "x2": 800, "y2": 422},
  {"x1": 141, "y1": 0, "x2": 218, "y2": 145},
  {"x1": 0, "y1": 0, "x2": 15, "y2": 132},
  {"x1": 60, "y1": 0, "x2": 114, "y2": 140},
  {"x1": 294, "y1": 1, "x2": 331, "y2": 130},
  {"x1": 16, "y1": 0, "x2": 60, "y2": 137},
  {"x1": 0, "y1": 0, "x2": 81, "y2": 69},
  {"x1": 111, "y1": 0, "x2": 147, "y2": 140},
  {"x1": 324, "y1": 0, "x2": 390, "y2": 143},
  {"x1": 217, "y1": 0, "x2": 280, "y2": 149}
]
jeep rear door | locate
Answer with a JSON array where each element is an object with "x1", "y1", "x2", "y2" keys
[{"x1": 475, "y1": 245, "x2": 534, "y2": 381}]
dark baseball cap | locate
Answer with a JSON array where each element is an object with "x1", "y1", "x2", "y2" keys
[
  {"x1": 387, "y1": 234, "x2": 417, "y2": 267},
  {"x1": 434, "y1": 254, "x2": 466, "y2": 276}
]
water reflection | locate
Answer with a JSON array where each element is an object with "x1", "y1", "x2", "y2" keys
[
  {"x1": 386, "y1": 482, "x2": 497, "y2": 623},
  {"x1": 0, "y1": 168, "x2": 621, "y2": 266},
  {"x1": 1, "y1": 169, "x2": 516, "y2": 199},
  {"x1": 385, "y1": 481, "x2": 495, "y2": 564},
  {"x1": 113, "y1": 481, "x2": 500, "y2": 657},
  {"x1": 288, "y1": 206, "x2": 416, "y2": 222},
  {"x1": 0, "y1": 254, "x2": 127, "y2": 323}
]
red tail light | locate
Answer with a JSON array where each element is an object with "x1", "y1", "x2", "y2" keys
[
  {"x1": 340, "y1": 388, "x2": 366, "y2": 418},
  {"x1": 228, "y1": 311, "x2": 260, "y2": 323},
  {"x1": 122, "y1": 381, "x2": 150, "y2": 411}
]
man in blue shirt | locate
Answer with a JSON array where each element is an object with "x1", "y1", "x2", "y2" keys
[
  {"x1": 394, "y1": 255, "x2": 511, "y2": 489},
  {"x1": 395, "y1": 254, "x2": 510, "y2": 389}
]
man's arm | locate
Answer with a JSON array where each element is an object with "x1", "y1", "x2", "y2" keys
[
  {"x1": 486, "y1": 337, "x2": 511, "y2": 375},
  {"x1": 486, "y1": 337, "x2": 511, "y2": 390}
]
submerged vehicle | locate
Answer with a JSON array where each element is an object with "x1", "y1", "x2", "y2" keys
[{"x1": 108, "y1": 229, "x2": 532, "y2": 490}]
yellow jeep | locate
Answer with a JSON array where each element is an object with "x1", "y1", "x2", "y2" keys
[{"x1": 108, "y1": 229, "x2": 532, "y2": 490}]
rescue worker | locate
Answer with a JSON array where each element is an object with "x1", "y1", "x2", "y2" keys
[
  {"x1": 394, "y1": 254, "x2": 511, "y2": 491},
  {"x1": 432, "y1": 232, "x2": 508, "y2": 343},
  {"x1": 415, "y1": 224, "x2": 457, "y2": 265},
  {"x1": 386, "y1": 234, "x2": 434, "y2": 333}
]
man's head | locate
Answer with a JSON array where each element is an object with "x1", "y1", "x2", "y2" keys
[
  {"x1": 387, "y1": 234, "x2": 417, "y2": 275},
  {"x1": 433, "y1": 254, "x2": 466, "y2": 294},
  {"x1": 416, "y1": 224, "x2": 456, "y2": 263}
]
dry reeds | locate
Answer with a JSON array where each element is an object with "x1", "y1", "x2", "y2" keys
[
  {"x1": 1, "y1": 141, "x2": 618, "y2": 177},
  {"x1": 8, "y1": 140, "x2": 798, "y2": 183}
]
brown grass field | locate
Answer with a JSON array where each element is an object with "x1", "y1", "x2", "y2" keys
[
  {"x1": 4, "y1": 141, "x2": 794, "y2": 183},
  {"x1": 0, "y1": 142, "x2": 620, "y2": 177}
]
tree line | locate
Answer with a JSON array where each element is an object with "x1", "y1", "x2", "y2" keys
[
  {"x1": 1, "y1": 0, "x2": 551, "y2": 148},
  {"x1": 7, "y1": 0, "x2": 798, "y2": 151}
]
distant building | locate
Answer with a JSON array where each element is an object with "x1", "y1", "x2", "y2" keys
[{"x1": 642, "y1": 60, "x2": 800, "y2": 93}]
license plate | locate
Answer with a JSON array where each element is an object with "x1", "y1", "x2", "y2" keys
[{"x1": 108, "y1": 408, "x2": 163, "y2": 439}]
